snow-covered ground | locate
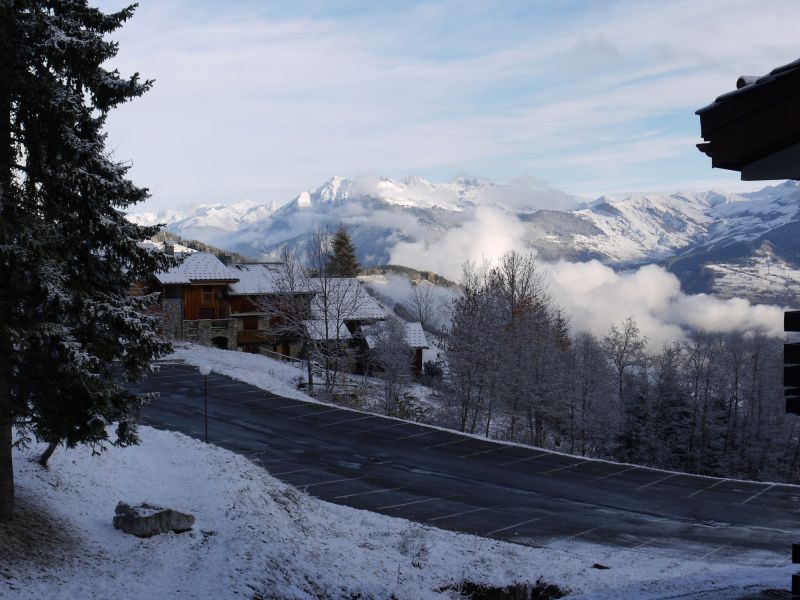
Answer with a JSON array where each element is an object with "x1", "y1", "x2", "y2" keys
[
  {"x1": 3, "y1": 426, "x2": 793, "y2": 599},
  {"x1": 170, "y1": 342, "x2": 443, "y2": 421},
  {"x1": 704, "y1": 245, "x2": 800, "y2": 304},
  {"x1": 169, "y1": 343, "x2": 315, "y2": 403}
]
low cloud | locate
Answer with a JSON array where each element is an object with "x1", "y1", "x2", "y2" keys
[
  {"x1": 388, "y1": 210, "x2": 785, "y2": 346},
  {"x1": 390, "y1": 207, "x2": 529, "y2": 277},
  {"x1": 541, "y1": 260, "x2": 784, "y2": 346}
]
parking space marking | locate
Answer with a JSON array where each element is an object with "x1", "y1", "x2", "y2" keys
[
  {"x1": 333, "y1": 486, "x2": 405, "y2": 500},
  {"x1": 460, "y1": 446, "x2": 504, "y2": 459},
  {"x1": 147, "y1": 373, "x2": 202, "y2": 382},
  {"x1": 687, "y1": 478, "x2": 727, "y2": 499},
  {"x1": 635, "y1": 473, "x2": 677, "y2": 491},
  {"x1": 394, "y1": 431, "x2": 435, "y2": 442},
  {"x1": 741, "y1": 483, "x2": 775, "y2": 505},
  {"x1": 287, "y1": 407, "x2": 342, "y2": 421},
  {"x1": 542, "y1": 460, "x2": 587, "y2": 475},
  {"x1": 204, "y1": 382, "x2": 253, "y2": 390},
  {"x1": 148, "y1": 377, "x2": 203, "y2": 387},
  {"x1": 320, "y1": 414, "x2": 376, "y2": 428},
  {"x1": 273, "y1": 468, "x2": 315, "y2": 477},
  {"x1": 363, "y1": 421, "x2": 414, "y2": 434},
  {"x1": 428, "y1": 505, "x2": 499, "y2": 523},
  {"x1": 377, "y1": 495, "x2": 456, "y2": 511},
  {"x1": 258, "y1": 402, "x2": 314, "y2": 414},
  {"x1": 301, "y1": 476, "x2": 364, "y2": 490},
  {"x1": 424, "y1": 438, "x2": 472, "y2": 450},
  {"x1": 497, "y1": 451, "x2": 549, "y2": 467},
  {"x1": 560, "y1": 526, "x2": 600, "y2": 542},
  {"x1": 588, "y1": 465, "x2": 637, "y2": 483},
  {"x1": 627, "y1": 538, "x2": 653, "y2": 552},
  {"x1": 699, "y1": 544, "x2": 730, "y2": 560},
  {"x1": 487, "y1": 517, "x2": 544, "y2": 536}
]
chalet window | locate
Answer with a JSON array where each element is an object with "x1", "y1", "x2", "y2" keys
[
  {"x1": 243, "y1": 316, "x2": 258, "y2": 331},
  {"x1": 164, "y1": 286, "x2": 182, "y2": 300},
  {"x1": 199, "y1": 307, "x2": 215, "y2": 320},
  {"x1": 201, "y1": 286, "x2": 213, "y2": 303}
]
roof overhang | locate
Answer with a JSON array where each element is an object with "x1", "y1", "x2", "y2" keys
[{"x1": 696, "y1": 58, "x2": 800, "y2": 180}]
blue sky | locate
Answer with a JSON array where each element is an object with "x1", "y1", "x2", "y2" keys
[{"x1": 97, "y1": 0, "x2": 800, "y2": 212}]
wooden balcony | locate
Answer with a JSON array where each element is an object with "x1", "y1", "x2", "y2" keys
[{"x1": 183, "y1": 319, "x2": 231, "y2": 331}]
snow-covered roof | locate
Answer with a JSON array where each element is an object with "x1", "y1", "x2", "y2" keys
[
  {"x1": 309, "y1": 278, "x2": 386, "y2": 322},
  {"x1": 156, "y1": 252, "x2": 239, "y2": 285},
  {"x1": 302, "y1": 319, "x2": 352, "y2": 341},
  {"x1": 703, "y1": 58, "x2": 800, "y2": 106},
  {"x1": 301, "y1": 279, "x2": 386, "y2": 342},
  {"x1": 228, "y1": 263, "x2": 288, "y2": 295},
  {"x1": 363, "y1": 321, "x2": 429, "y2": 349},
  {"x1": 403, "y1": 322, "x2": 428, "y2": 348}
]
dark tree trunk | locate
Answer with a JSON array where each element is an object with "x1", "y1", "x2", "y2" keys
[
  {"x1": 0, "y1": 5, "x2": 15, "y2": 523},
  {"x1": 38, "y1": 440, "x2": 59, "y2": 468}
]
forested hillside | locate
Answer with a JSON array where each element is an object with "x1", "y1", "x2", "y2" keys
[{"x1": 436, "y1": 252, "x2": 797, "y2": 483}]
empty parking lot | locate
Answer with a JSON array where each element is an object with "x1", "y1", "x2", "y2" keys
[{"x1": 128, "y1": 362, "x2": 800, "y2": 567}]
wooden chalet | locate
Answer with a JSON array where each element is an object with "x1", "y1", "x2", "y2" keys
[
  {"x1": 149, "y1": 251, "x2": 428, "y2": 375},
  {"x1": 226, "y1": 263, "x2": 313, "y2": 356},
  {"x1": 156, "y1": 252, "x2": 240, "y2": 349}
]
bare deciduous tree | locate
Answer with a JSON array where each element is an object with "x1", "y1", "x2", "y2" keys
[
  {"x1": 368, "y1": 317, "x2": 413, "y2": 416},
  {"x1": 405, "y1": 283, "x2": 435, "y2": 328},
  {"x1": 256, "y1": 228, "x2": 370, "y2": 396}
]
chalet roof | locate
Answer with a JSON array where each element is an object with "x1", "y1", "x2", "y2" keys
[
  {"x1": 403, "y1": 322, "x2": 428, "y2": 348},
  {"x1": 698, "y1": 58, "x2": 800, "y2": 108},
  {"x1": 302, "y1": 319, "x2": 352, "y2": 341},
  {"x1": 361, "y1": 322, "x2": 429, "y2": 349},
  {"x1": 227, "y1": 263, "x2": 287, "y2": 295},
  {"x1": 309, "y1": 278, "x2": 386, "y2": 322},
  {"x1": 362, "y1": 321, "x2": 429, "y2": 349},
  {"x1": 156, "y1": 252, "x2": 239, "y2": 285},
  {"x1": 696, "y1": 58, "x2": 800, "y2": 179}
]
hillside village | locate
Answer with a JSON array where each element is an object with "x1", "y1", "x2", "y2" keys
[{"x1": 140, "y1": 245, "x2": 430, "y2": 377}]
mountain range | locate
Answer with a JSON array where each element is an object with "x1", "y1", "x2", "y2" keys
[{"x1": 128, "y1": 176, "x2": 800, "y2": 305}]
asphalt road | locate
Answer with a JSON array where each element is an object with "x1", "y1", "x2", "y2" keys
[{"x1": 129, "y1": 361, "x2": 800, "y2": 567}]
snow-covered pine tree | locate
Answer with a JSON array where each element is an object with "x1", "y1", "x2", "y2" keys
[
  {"x1": 327, "y1": 225, "x2": 359, "y2": 277},
  {"x1": 0, "y1": 1, "x2": 175, "y2": 521}
]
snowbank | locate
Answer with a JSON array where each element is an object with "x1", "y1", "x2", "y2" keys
[
  {"x1": 168, "y1": 343, "x2": 316, "y2": 403},
  {"x1": 2, "y1": 427, "x2": 792, "y2": 599}
]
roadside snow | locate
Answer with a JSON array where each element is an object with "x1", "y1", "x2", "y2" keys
[
  {"x1": 169, "y1": 343, "x2": 317, "y2": 403},
  {"x1": 3, "y1": 428, "x2": 792, "y2": 599}
]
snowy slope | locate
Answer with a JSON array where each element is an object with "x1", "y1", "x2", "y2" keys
[
  {"x1": 572, "y1": 183, "x2": 800, "y2": 264},
  {"x1": 281, "y1": 175, "x2": 577, "y2": 214},
  {"x1": 129, "y1": 198, "x2": 278, "y2": 239}
]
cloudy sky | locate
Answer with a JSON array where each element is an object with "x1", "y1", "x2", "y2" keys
[{"x1": 98, "y1": 0, "x2": 800, "y2": 212}]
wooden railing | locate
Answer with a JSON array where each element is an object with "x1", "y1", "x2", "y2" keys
[
  {"x1": 259, "y1": 348, "x2": 305, "y2": 368},
  {"x1": 183, "y1": 319, "x2": 230, "y2": 327}
]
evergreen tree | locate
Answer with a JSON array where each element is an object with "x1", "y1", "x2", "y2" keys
[
  {"x1": 327, "y1": 225, "x2": 359, "y2": 277},
  {"x1": 0, "y1": 1, "x2": 174, "y2": 521}
]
